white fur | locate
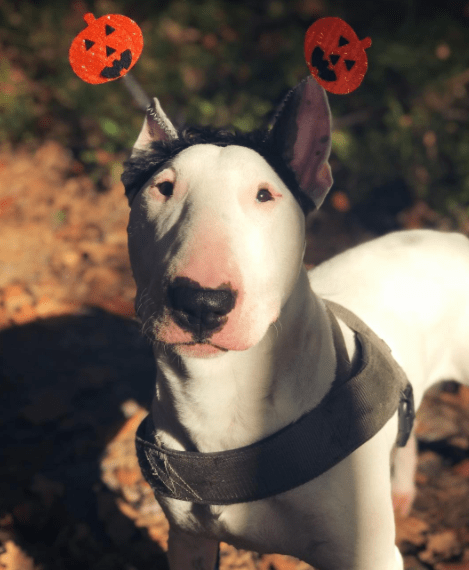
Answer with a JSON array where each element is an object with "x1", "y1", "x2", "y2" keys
[{"x1": 126, "y1": 87, "x2": 469, "y2": 570}]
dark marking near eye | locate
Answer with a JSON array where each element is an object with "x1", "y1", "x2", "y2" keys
[
  {"x1": 345, "y1": 59, "x2": 356, "y2": 71},
  {"x1": 106, "y1": 46, "x2": 116, "y2": 57},
  {"x1": 84, "y1": 39, "x2": 94, "y2": 50},
  {"x1": 339, "y1": 35, "x2": 349, "y2": 46},
  {"x1": 329, "y1": 54, "x2": 340, "y2": 65},
  {"x1": 320, "y1": 135, "x2": 329, "y2": 143},
  {"x1": 105, "y1": 24, "x2": 115, "y2": 35}
]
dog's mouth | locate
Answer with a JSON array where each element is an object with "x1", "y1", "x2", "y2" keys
[{"x1": 173, "y1": 340, "x2": 228, "y2": 358}]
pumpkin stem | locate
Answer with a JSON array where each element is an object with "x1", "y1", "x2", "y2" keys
[
  {"x1": 361, "y1": 37, "x2": 372, "y2": 50},
  {"x1": 83, "y1": 13, "x2": 96, "y2": 26}
]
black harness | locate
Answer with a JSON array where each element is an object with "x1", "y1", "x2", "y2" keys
[{"x1": 135, "y1": 300, "x2": 414, "y2": 505}]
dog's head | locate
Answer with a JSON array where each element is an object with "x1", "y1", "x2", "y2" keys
[{"x1": 123, "y1": 77, "x2": 332, "y2": 358}]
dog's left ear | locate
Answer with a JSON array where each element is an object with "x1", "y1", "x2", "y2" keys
[
  {"x1": 131, "y1": 97, "x2": 178, "y2": 156},
  {"x1": 268, "y1": 77, "x2": 333, "y2": 210}
]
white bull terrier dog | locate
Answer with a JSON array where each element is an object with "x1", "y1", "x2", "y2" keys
[{"x1": 122, "y1": 76, "x2": 469, "y2": 570}]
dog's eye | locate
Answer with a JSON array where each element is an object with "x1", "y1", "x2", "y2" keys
[
  {"x1": 256, "y1": 188, "x2": 273, "y2": 203},
  {"x1": 156, "y1": 181, "x2": 174, "y2": 197}
]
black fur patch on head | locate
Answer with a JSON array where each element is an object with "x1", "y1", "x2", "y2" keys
[{"x1": 121, "y1": 127, "x2": 315, "y2": 214}]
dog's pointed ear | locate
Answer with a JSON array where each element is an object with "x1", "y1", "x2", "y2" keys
[
  {"x1": 268, "y1": 77, "x2": 332, "y2": 210},
  {"x1": 131, "y1": 97, "x2": 178, "y2": 156}
]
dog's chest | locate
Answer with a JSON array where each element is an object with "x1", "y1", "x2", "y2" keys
[
  {"x1": 158, "y1": 488, "x2": 321, "y2": 555},
  {"x1": 155, "y1": 436, "x2": 401, "y2": 570}
]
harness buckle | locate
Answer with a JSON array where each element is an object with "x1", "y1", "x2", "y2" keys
[{"x1": 396, "y1": 383, "x2": 415, "y2": 447}]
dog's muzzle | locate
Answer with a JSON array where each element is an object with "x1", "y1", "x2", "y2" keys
[{"x1": 168, "y1": 280, "x2": 236, "y2": 337}]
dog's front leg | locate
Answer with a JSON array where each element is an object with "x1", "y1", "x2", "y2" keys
[
  {"x1": 167, "y1": 528, "x2": 219, "y2": 570},
  {"x1": 391, "y1": 432, "x2": 418, "y2": 517}
]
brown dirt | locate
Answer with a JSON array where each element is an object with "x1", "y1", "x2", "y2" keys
[{"x1": 1, "y1": 141, "x2": 469, "y2": 570}]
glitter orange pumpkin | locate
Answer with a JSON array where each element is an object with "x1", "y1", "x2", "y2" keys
[
  {"x1": 304, "y1": 17, "x2": 371, "y2": 94},
  {"x1": 69, "y1": 13, "x2": 143, "y2": 84}
]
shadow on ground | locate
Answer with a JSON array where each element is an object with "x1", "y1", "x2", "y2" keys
[{"x1": 0, "y1": 308, "x2": 169, "y2": 570}]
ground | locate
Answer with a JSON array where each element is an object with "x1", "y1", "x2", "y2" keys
[{"x1": 1, "y1": 141, "x2": 469, "y2": 570}]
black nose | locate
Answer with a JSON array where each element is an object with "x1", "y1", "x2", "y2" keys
[{"x1": 168, "y1": 282, "x2": 236, "y2": 336}]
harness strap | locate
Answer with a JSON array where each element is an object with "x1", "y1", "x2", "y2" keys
[
  {"x1": 136, "y1": 300, "x2": 414, "y2": 505},
  {"x1": 323, "y1": 300, "x2": 415, "y2": 447},
  {"x1": 324, "y1": 303, "x2": 352, "y2": 385}
]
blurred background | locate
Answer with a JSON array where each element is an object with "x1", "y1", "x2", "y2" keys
[
  {"x1": 2, "y1": 0, "x2": 469, "y2": 219},
  {"x1": 1, "y1": 1, "x2": 469, "y2": 569}
]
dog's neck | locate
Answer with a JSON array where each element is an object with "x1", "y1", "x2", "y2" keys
[{"x1": 150, "y1": 268, "x2": 355, "y2": 453}]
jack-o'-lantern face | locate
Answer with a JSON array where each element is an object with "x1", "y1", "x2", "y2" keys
[
  {"x1": 69, "y1": 13, "x2": 143, "y2": 84},
  {"x1": 304, "y1": 17, "x2": 371, "y2": 94}
]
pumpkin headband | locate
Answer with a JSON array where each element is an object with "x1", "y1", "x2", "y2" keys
[
  {"x1": 69, "y1": 13, "x2": 143, "y2": 84},
  {"x1": 305, "y1": 17, "x2": 372, "y2": 94},
  {"x1": 68, "y1": 14, "x2": 371, "y2": 94}
]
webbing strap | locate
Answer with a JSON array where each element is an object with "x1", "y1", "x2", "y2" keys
[{"x1": 135, "y1": 300, "x2": 413, "y2": 505}]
